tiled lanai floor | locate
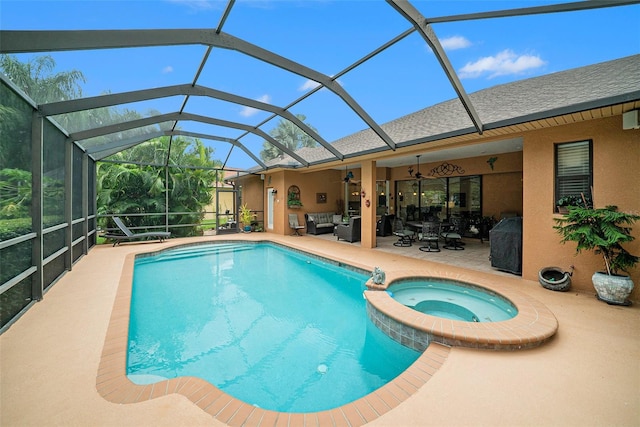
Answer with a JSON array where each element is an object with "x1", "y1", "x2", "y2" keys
[{"x1": 1, "y1": 232, "x2": 638, "y2": 426}]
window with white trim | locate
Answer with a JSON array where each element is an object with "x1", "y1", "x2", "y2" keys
[{"x1": 555, "y1": 140, "x2": 592, "y2": 208}]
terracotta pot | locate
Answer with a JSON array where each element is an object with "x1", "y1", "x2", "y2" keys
[{"x1": 592, "y1": 271, "x2": 634, "y2": 305}]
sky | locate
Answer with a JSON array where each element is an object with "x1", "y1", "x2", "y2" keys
[{"x1": 2, "y1": 0, "x2": 639, "y2": 170}]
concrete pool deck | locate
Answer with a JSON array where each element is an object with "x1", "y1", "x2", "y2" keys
[{"x1": 1, "y1": 233, "x2": 639, "y2": 426}]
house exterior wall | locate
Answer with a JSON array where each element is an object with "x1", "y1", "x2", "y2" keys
[
  {"x1": 483, "y1": 171, "x2": 523, "y2": 219},
  {"x1": 260, "y1": 169, "x2": 344, "y2": 235},
  {"x1": 240, "y1": 175, "x2": 264, "y2": 227},
  {"x1": 522, "y1": 115, "x2": 640, "y2": 300},
  {"x1": 254, "y1": 115, "x2": 638, "y2": 301},
  {"x1": 388, "y1": 151, "x2": 524, "y2": 221}
]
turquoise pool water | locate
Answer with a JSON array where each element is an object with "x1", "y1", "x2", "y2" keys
[
  {"x1": 127, "y1": 242, "x2": 420, "y2": 412},
  {"x1": 388, "y1": 279, "x2": 517, "y2": 322}
]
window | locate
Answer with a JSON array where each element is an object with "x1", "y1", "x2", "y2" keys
[
  {"x1": 394, "y1": 176, "x2": 481, "y2": 222},
  {"x1": 555, "y1": 140, "x2": 592, "y2": 206}
]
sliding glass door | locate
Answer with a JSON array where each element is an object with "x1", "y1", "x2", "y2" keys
[{"x1": 394, "y1": 176, "x2": 481, "y2": 222}]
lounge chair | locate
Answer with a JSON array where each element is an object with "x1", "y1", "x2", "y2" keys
[{"x1": 104, "y1": 217, "x2": 171, "y2": 246}]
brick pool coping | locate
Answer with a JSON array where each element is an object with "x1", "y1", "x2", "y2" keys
[{"x1": 97, "y1": 240, "x2": 557, "y2": 426}]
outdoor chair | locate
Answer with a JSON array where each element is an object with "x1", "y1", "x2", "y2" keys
[
  {"x1": 392, "y1": 218, "x2": 415, "y2": 247},
  {"x1": 419, "y1": 221, "x2": 441, "y2": 252},
  {"x1": 336, "y1": 216, "x2": 361, "y2": 243},
  {"x1": 104, "y1": 217, "x2": 171, "y2": 246},
  {"x1": 288, "y1": 214, "x2": 305, "y2": 236},
  {"x1": 376, "y1": 214, "x2": 394, "y2": 237},
  {"x1": 442, "y1": 217, "x2": 465, "y2": 250}
]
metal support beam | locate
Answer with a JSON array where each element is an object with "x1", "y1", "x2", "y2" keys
[
  {"x1": 82, "y1": 152, "x2": 89, "y2": 256},
  {"x1": 31, "y1": 112, "x2": 43, "y2": 301},
  {"x1": 65, "y1": 131, "x2": 73, "y2": 271},
  {"x1": 69, "y1": 112, "x2": 309, "y2": 167},
  {"x1": 39, "y1": 84, "x2": 344, "y2": 161},
  {"x1": 425, "y1": 0, "x2": 640, "y2": 23},
  {"x1": 1, "y1": 28, "x2": 395, "y2": 151},
  {"x1": 170, "y1": 130, "x2": 268, "y2": 169},
  {"x1": 387, "y1": 0, "x2": 484, "y2": 135}
]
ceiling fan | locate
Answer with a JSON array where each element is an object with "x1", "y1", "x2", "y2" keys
[
  {"x1": 407, "y1": 155, "x2": 437, "y2": 180},
  {"x1": 335, "y1": 166, "x2": 359, "y2": 184},
  {"x1": 408, "y1": 155, "x2": 424, "y2": 179}
]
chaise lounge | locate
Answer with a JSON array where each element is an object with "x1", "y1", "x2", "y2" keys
[{"x1": 104, "y1": 217, "x2": 171, "y2": 246}]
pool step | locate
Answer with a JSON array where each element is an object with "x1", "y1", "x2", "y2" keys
[{"x1": 136, "y1": 244, "x2": 255, "y2": 264}]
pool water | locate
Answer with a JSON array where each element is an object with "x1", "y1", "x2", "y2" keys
[
  {"x1": 127, "y1": 243, "x2": 419, "y2": 412},
  {"x1": 388, "y1": 279, "x2": 517, "y2": 322}
]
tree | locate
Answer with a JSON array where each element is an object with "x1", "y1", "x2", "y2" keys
[
  {"x1": 97, "y1": 136, "x2": 221, "y2": 237},
  {"x1": 0, "y1": 55, "x2": 84, "y2": 171},
  {"x1": 259, "y1": 114, "x2": 319, "y2": 161},
  {"x1": 0, "y1": 54, "x2": 85, "y2": 104}
]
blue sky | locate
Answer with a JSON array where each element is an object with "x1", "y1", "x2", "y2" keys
[{"x1": 2, "y1": 0, "x2": 639, "y2": 169}]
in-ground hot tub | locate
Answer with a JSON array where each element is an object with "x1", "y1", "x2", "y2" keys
[
  {"x1": 387, "y1": 278, "x2": 518, "y2": 322},
  {"x1": 364, "y1": 274, "x2": 556, "y2": 351}
]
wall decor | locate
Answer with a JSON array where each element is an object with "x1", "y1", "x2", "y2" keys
[
  {"x1": 428, "y1": 162, "x2": 465, "y2": 177},
  {"x1": 487, "y1": 156, "x2": 498, "y2": 170},
  {"x1": 287, "y1": 185, "x2": 302, "y2": 207},
  {"x1": 316, "y1": 192, "x2": 327, "y2": 203}
]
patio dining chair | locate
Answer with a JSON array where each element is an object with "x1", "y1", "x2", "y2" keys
[
  {"x1": 288, "y1": 214, "x2": 305, "y2": 236},
  {"x1": 419, "y1": 221, "x2": 441, "y2": 252},
  {"x1": 442, "y1": 217, "x2": 465, "y2": 250},
  {"x1": 392, "y1": 218, "x2": 415, "y2": 247}
]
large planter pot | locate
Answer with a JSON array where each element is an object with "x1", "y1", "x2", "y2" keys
[{"x1": 592, "y1": 272, "x2": 634, "y2": 306}]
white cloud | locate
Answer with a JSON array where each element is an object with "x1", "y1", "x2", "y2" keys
[
  {"x1": 440, "y1": 36, "x2": 471, "y2": 51},
  {"x1": 299, "y1": 77, "x2": 344, "y2": 92},
  {"x1": 299, "y1": 79, "x2": 321, "y2": 91},
  {"x1": 458, "y1": 49, "x2": 546, "y2": 79},
  {"x1": 165, "y1": 0, "x2": 215, "y2": 11},
  {"x1": 240, "y1": 94, "x2": 271, "y2": 117},
  {"x1": 162, "y1": 66, "x2": 174, "y2": 74}
]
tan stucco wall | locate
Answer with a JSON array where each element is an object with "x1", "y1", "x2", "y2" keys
[
  {"x1": 522, "y1": 116, "x2": 640, "y2": 300},
  {"x1": 263, "y1": 154, "x2": 525, "y2": 234},
  {"x1": 203, "y1": 190, "x2": 234, "y2": 220},
  {"x1": 483, "y1": 171, "x2": 523, "y2": 219},
  {"x1": 260, "y1": 169, "x2": 344, "y2": 235},
  {"x1": 253, "y1": 117, "x2": 639, "y2": 301}
]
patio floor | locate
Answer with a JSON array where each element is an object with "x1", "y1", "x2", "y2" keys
[{"x1": 1, "y1": 233, "x2": 638, "y2": 426}]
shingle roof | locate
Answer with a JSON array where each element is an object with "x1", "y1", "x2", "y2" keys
[{"x1": 265, "y1": 54, "x2": 640, "y2": 169}]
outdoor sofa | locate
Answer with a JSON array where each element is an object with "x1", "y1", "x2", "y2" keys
[{"x1": 305, "y1": 212, "x2": 341, "y2": 235}]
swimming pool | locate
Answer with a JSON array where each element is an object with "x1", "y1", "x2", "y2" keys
[
  {"x1": 127, "y1": 242, "x2": 420, "y2": 412},
  {"x1": 387, "y1": 278, "x2": 517, "y2": 322}
]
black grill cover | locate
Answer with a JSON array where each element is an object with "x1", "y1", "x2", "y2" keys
[{"x1": 489, "y1": 216, "x2": 522, "y2": 275}]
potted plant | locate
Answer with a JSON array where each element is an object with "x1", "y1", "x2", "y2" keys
[
  {"x1": 287, "y1": 192, "x2": 303, "y2": 208},
  {"x1": 239, "y1": 204, "x2": 253, "y2": 232},
  {"x1": 556, "y1": 194, "x2": 592, "y2": 214},
  {"x1": 554, "y1": 204, "x2": 640, "y2": 305}
]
